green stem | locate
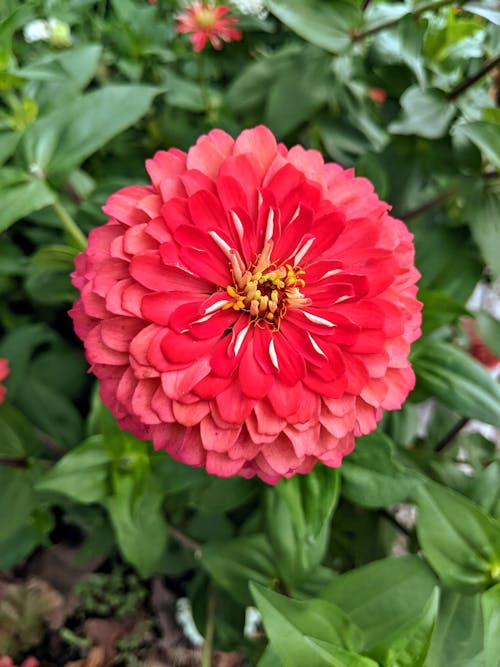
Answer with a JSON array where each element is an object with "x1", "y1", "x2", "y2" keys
[
  {"x1": 201, "y1": 585, "x2": 216, "y2": 667},
  {"x1": 352, "y1": 0, "x2": 461, "y2": 41},
  {"x1": 52, "y1": 198, "x2": 87, "y2": 250},
  {"x1": 198, "y1": 53, "x2": 211, "y2": 118}
]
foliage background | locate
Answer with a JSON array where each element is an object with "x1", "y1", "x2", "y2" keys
[{"x1": 0, "y1": 0, "x2": 500, "y2": 664}]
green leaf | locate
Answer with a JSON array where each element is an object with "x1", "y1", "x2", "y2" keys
[
  {"x1": 19, "y1": 84, "x2": 160, "y2": 184},
  {"x1": 426, "y1": 590, "x2": 484, "y2": 667},
  {"x1": 482, "y1": 583, "x2": 500, "y2": 667},
  {"x1": 474, "y1": 311, "x2": 500, "y2": 358},
  {"x1": 105, "y1": 470, "x2": 167, "y2": 576},
  {"x1": 0, "y1": 130, "x2": 20, "y2": 165},
  {"x1": 36, "y1": 436, "x2": 111, "y2": 504},
  {"x1": 412, "y1": 341, "x2": 500, "y2": 426},
  {"x1": 323, "y1": 555, "x2": 437, "y2": 649},
  {"x1": 416, "y1": 482, "x2": 500, "y2": 590},
  {"x1": 266, "y1": 466, "x2": 339, "y2": 587},
  {"x1": 251, "y1": 582, "x2": 363, "y2": 667},
  {"x1": 0, "y1": 466, "x2": 34, "y2": 541},
  {"x1": 467, "y1": 190, "x2": 500, "y2": 277},
  {"x1": 25, "y1": 244, "x2": 78, "y2": 304},
  {"x1": 455, "y1": 121, "x2": 500, "y2": 168},
  {"x1": 370, "y1": 588, "x2": 439, "y2": 667},
  {"x1": 420, "y1": 290, "x2": 468, "y2": 334},
  {"x1": 0, "y1": 172, "x2": 55, "y2": 233},
  {"x1": 201, "y1": 534, "x2": 278, "y2": 606},
  {"x1": 266, "y1": 0, "x2": 360, "y2": 54},
  {"x1": 304, "y1": 638, "x2": 379, "y2": 667},
  {"x1": 0, "y1": 409, "x2": 25, "y2": 457},
  {"x1": 341, "y1": 431, "x2": 418, "y2": 508},
  {"x1": 390, "y1": 87, "x2": 456, "y2": 139},
  {"x1": 463, "y1": 1, "x2": 500, "y2": 25}
]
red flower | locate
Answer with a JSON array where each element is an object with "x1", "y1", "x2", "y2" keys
[
  {"x1": 368, "y1": 87, "x2": 387, "y2": 104},
  {"x1": 70, "y1": 126, "x2": 421, "y2": 483},
  {"x1": 0, "y1": 358, "x2": 9, "y2": 405},
  {"x1": 463, "y1": 318, "x2": 499, "y2": 369},
  {"x1": 0, "y1": 658, "x2": 39, "y2": 667},
  {"x1": 175, "y1": 1, "x2": 242, "y2": 52}
]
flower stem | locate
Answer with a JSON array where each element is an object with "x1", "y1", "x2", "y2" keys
[
  {"x1": 201, "y1": 584, "x2": 216, "y2": 667},
  {"x1": 435, "y1": 417, "x2": 470, "y2": 453},
  {"x1": 352, "y1": 0, "x2": 461, "y2": 41},
  {"x1": 400, "y1": 190, "x2": 455, "y2": 221},
  {"x1": 168, "y1": 525, "x2": 202, "y2": 554},
  {"x1": 448, "y1": 55, "x2": 500, "y2": 101},
  {"x1": 52, "y1": 198, "x2": 87, "y2": 250}
]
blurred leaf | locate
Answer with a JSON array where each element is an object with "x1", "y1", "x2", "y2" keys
[
  {"x1": 390, "y1": 87, "x2": 455, "y2": 139},
  {"x1": 0, "y1": 131, "x2": 20, "y2": 165},
  {"x1": 412, "y1": 341, "x2": 500, "y2": 426},
  {"x1": 466, "y1": 190, "x2": 500, "y2": 277},
  {"x1": 201, "y1": 534, "x2": 278, "y2": 606},
  {"x1": 251, "y1": 582, "x2": 363, "y2": 666},
  {"x1": 19, "y1": 84, "x2": 160, "y2": 184},
  {"x1": 474, "y1": 310, "x2": 500, "y2": 357},
  {"x1": 420, "y1": 289, "x2": 468, "y2": 334},
  {"x1": 36, "y1": 436, "x2": 111, "y2": 504},
  {"x1": 369, "y1": 587, "x2": 439, "y2": 667},
  {"x1": 416, "y1": 482, "x2": 500, "y2": 590},
  {"x1": 25, "y1": 244, "x2": 78, "y2": 304},
  {"x1": 341, "y1": 431, "x2": 418, "y2": 508},
  {"x1": 266, "y1": 0, "x2": 360, "y2": 53},
  {"x1": 303, "y1": 639, "x2": 379, "y2": 667},
  {"x1": 463, "y1": 0, "x2": 500, "y2": 25},
  {"x1": 482, "y1": 583, "x2": 500, "y2": 667},
  {"x1": 0, "y1": 466, "x2": 34, "y2": 541},
  {"x1": 455, "y1": 120, "x2": 500, "y2": 168},
  {"x1": 323, "y1": 555, "x2": 437, "y2": 649},
  {"x1": 0, "y1": 171, "x2": 55, "y2": 232},
  {"x1": 426, "y1": 590, "x2": 484, "y2": 667},
  {"x1": 0, "y1": 408, "x2": 25, "y2": 457},
  {"x1": 372, "y1": 15, "x2": 426, "y2": 87},
  {"x1": 165, "y1": 73, "x2": 204, "y2": 112}
]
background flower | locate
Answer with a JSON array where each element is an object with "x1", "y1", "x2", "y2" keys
[
  {"x1": 0, "y1": 358, "x2": 9, "y2": 405},
  {"x1": 175, "y1": 1, "x2": 242, "y2": 52},
  {"x1": 70, "y1": 126, "x2": 421, "y2": 483}
]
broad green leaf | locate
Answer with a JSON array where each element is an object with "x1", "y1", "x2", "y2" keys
[
  {"x1": 463, "y1": 1, "x2": 500, "y2": 25},
  {"x1": 0, "y1": 466, "x2": 34, "y2": 541},
  {"x1": 0, "y1": 409, "x2": 25, "y2": 457},
  {"x1": 251, "y1": 582, "x2": 363, "y2": 667},
  {"x1": 266, "y1": 0, "x2": 360, "y2": 53},
  {"x1": 323, "y1": 556, "x2": 437, "y2": 649},
  {"x1": 341, "y1": 431, "x2": 418, "y2": 508},
  {"x1": 25, "y1": 244, "x2": 78, "y2": 304},
  {"x1": 370, "y1": 588, "x2": 439, "y2": 667},
  {"x1": 0, "y1": 172, "x2": 55, "y2": 233},
  {"x1": 304, "y1": 638, "x2": 379, "y2": 667},
  {"x1": 390, "y1": 87, "x2": 456, "y2": 139},
  {"x1": 474, "y1": 311, "x2": 500, "y2": 358},
  {"x1": 19, "y1": 84, "x2": 160, "y2": 184},
  {"x1": 482, "y1": 583, "x2": 500, "y2": 667},
  {"x1": 0, "y1": 130, "x2": 20, "y2": 165},
  {"x1": 36, "y1": 436, "x2": 111, "y2": 504},
  {"x1": 201, "y1": 534, "x2": 278, "y2": 606},
  {"x1": 427, "y1": 590, "x2": 484, "y2": 667},
  {"x1": 420, "y1": 290, "x2": 468, "y2": 334},
  {"x1": 266, "y1": 466, "x2": 339, "y2": 587},
  {"x1": 372, "y1": 15, "x2": 426, "y2": 87},
  {"x1": 456, "y1": 121, "x2": 500, "y2": 168},
  {"x1": 467, "y1": 190, "x2": 500, "y2": 277},
  {"x1": 416, "y1": 482, "x2": 500, "y2": 590},
  {"x1": 105, "y1": 470, "x2": 167, "y2": 576},
  {"x1": 412, "y1": 341, "x2": 500, "y2": 426}
]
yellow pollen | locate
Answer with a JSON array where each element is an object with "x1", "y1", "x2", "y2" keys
[
  {"x1": 194, "y1": 8, "x2": 217, "y2": 30},
  {"x1": 225, "y1": 256, "x2": 310, "y2": 328}
]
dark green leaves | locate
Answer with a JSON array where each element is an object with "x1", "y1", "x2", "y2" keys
[
  {"x1": 412, "y1": 341, "x2": 500, "y2": 426},
  {"x1": 390, "y1": 87, "x2": 456, "y2": 139},
  {"x1": 455, "y1": 120, "x2": 500, "y2": 168},
  {"x1": 0, "y1": 168, "x2": 55, "y2": 232},
  {"x1": 416, "y1": 482, "x2": 500, "y2": 590}
]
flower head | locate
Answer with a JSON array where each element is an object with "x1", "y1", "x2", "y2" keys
[
  {"x1": 0, "y1": 358, "x2": 9, "y2": 405},
  {"x1": 175, "y1": 1, "x2": 242, "y2": 52},
  {"x1": 70, "y1": 126, "x2": 421, "y2": 484}
]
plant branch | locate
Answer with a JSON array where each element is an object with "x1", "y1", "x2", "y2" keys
[
  {"x1": 435, "y1": 417, "x2": 470, "y2": 453},
  {"x1": 448, "y1": 55, "x2": 500, "y2": 101},
  {"x1": 168, "y1": 525, "x2": 201, "y2": 554},
  {"x1": 0, "y1": 456, "x2": 29, "y2": 468},
  {"x1": 352, "y1": 0, "x2": 460, "y2": 42},
  {"x1": 52, "y1": 198, "x2": 87, "y2": 251},
  {"x1": 400, "y1": 190, "x2": 455, "y2": 221},
  {"x1": 381, "y1": 509, "x2": 412, "y2": 538},
  {"x1": 201, "y1": 585, "x2": 216, "y2": 667}
]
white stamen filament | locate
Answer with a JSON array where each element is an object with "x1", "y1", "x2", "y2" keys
[
  {"x1": 233, "y1": 324, "x2": 250, "y2": 356},
  {"x1": 319, "y1": 269, "x2": 342, "y2": 280},
  {"x1": 264, "y1": 208, "x2": 274, "y2": 245},
  {"x1": 203, "y1": 299, "x2": 229, "y2": 315},
  {"x1": 293, "y1": 237, "x2": 315, "y2": 266},
  {"x1": 208, "y1": 231, "x2": 233, "y2": 257},
  {"x1": 230, "y1": 210, "x2": 244, "y2": 241},
  {"x1": 334, "y1": 295, "x2": 351, "y2": 304},
  {"x1": 289, "y1": 204, "x2": 301, "y2": 224},
  {"x1": 303, "y1": 311, "x2": 336, "y2": 328},
  {"x1": 269, "y1": 339, "x2": 279, "y2": 370}
]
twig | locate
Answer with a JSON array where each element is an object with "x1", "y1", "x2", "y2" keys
[
  {"x1": 352, "y1": 0, "x2": 459, "y2": 41},
  {"x1": 400, "y1": 191, "x2": 455, "y2": 221},
  {"x1": 201, "y1": 584, "x2": 216, "y2": 667},
  {"x1": 52, "y1": 198, "x2": 87, "y2": 251},
  {"x1": 435, "y1": 417, "x2": 470, "y2": 453},
  {"x1": 168, "y1": 525, "x2": 201, "y2": 554},
  {"x1": 0, "y1": 456, "x2": 29, "y2": 468},
  {"x1": 381, "y1": 509, "x2": 412, "y2": 538},
  {"x1": 448, "y1": 56, "x2": 500, "y2": 101}
]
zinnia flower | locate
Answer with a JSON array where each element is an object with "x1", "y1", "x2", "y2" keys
[
  {"x1": 0, "y1": 358, "x2": 9, "y2": 404},
  {"x1": 175, "y1": 1, "x2": 242, "y2": 52},
  {"x1": 70, "y1": 126, "x2": 421, "y2": 484}
]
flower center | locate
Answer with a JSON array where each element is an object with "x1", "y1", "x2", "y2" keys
[
  {"x1": 222, "y1": 240, "x2": 310, "y2": 327},
  {"x1": 194, "y1": 8, "x2": 217, "y2": 29}
]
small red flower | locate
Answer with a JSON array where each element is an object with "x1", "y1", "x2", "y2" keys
[
  {"x1": 463, "y1": 318, "x2": 499, "y2": 369},
  {"x1": 175, "y1": 1, "x2": 242, "y2": 52},
  {"x1": 0, "y1": 358, "x2": 9, "y2": 405},
  {"x1": 368, "y1": 87, "x2": 387, "y2": 104},
  {"x1": 70, "y1": 126, "x2": 421, "y2": 483}
]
